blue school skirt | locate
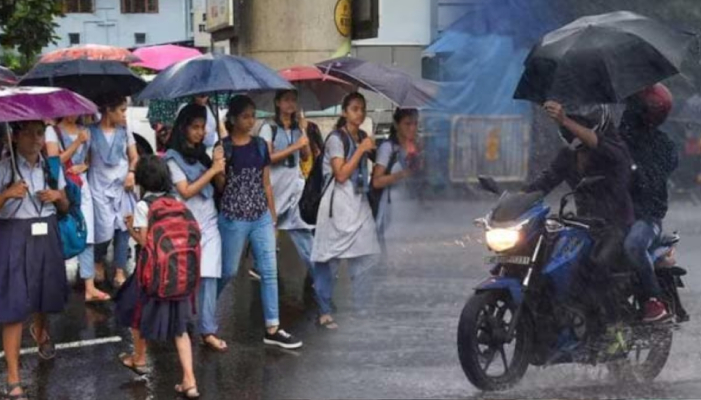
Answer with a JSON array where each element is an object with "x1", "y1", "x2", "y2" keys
[
  {"x1": 0, "y1": 216, "x2": 68, "y2": 324},
  {"x1": 114, "y1": 272, "x2": 194, "y2": 341}
]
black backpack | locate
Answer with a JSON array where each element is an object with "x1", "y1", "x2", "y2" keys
[
  {"x1": 368, "y1": 143, "x2": 400, "y2": 219},
  {"x1": 298, "y1": 129, "x2": 373, "y2": 225}
]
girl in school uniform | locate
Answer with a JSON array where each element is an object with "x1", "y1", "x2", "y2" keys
[
  {"x1": 45, "y1": 116, "x2": 110, "y2": 302},
  {"x1": 164, "y1": 104, "x2": 227, "y2": 351},
  {"x1": 311, "y1": 92, "x2": 381, "y2": 330},
  {"x1": 258, "y1": 90, "x2": 316, "y2": 288},
  {"x1": 372, "y1": 108, "x2": 419, "y2": 259},
  {"x1": 89, "y1": 96, "x2": 139, "y2": 288},
  {"x1": 0, "y1": 121, "x2": 69, "y2": 400},
  {"x1": 117, "y1": 155, "x2": 199, "y2": 399},
  {"x1": 217, "y1": 95, "x2": 302, "y2": 349}
]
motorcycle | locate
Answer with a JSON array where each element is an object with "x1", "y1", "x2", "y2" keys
[{"x1": 457, "y1": 176, "x2": 689, "y2": 391}]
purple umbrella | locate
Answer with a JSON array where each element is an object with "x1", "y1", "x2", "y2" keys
[
  {"x1": 316, "y1": 57, "x2": 440, "y2": 108},
  {"x1": 0, "y1": 66, "x2": 18, "y2": 86},
  {"x1": 0, "y1": 86, "x2": 98, "y2": 122}
]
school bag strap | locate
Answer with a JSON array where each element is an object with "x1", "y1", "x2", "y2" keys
[{"x1": 220, "y1": 136, "x2": 268, "y2": 163}]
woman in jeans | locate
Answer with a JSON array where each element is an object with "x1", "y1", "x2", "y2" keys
[
  {"x1": 89, "y1": 96, "x2": 138, "y2": 288},
  {"x1": 217, "y1": 95, "x2": 302, "y2": 350},
  {"x1": 311, "y1": 92, "x2": 381, "y2": 330}
]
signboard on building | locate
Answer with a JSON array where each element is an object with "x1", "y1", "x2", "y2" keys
[
  {"x1": 335, "y1": 0, "x2": 352, "y2": 37},
  {"x1": 206, "y1": 0, "x2": 234, "y2": 32}
]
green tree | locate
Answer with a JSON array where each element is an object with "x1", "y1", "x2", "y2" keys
[{"x1": 0, "y1": 0, "x2": 64, "y2": 72}]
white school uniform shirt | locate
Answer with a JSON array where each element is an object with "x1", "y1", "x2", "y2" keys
[{"x1": 0, "y1": 155, "x2": 66, "y2": 219}]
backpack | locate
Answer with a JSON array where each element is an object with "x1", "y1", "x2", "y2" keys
[
  {"x1": 214, "y1": 135, "x2": 269, "y2": 210},
  {"x1": 137, "y1": 195, "x2": 201, "y2": 300},
  {"x1": 298, "y1": 129, "x2": 372, "y2": 225},
  {"x1": 368, "y1": 143, "x2": 400, "y2": 219},
  {"x1": 18, "y1": 154, "x2": 87, "y2": 260}
]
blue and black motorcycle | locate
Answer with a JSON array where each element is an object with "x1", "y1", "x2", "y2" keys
[{"x1": 457, "y1": 176, "x2": 689, "y2": 391}]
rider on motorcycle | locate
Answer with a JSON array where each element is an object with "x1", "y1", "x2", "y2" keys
[{"x1": 619, "y1": 84, "x2": 678, "y2": 323}]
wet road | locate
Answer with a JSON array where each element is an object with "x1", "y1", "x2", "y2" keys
[{"x1": 2, "y1": 198, "x2": 700, "y2": 400}]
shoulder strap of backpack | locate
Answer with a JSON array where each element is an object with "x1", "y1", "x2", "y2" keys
[
  {"x1": 54, "y1": 125, "x2": 67, "y2": 151},
  {"x1": 253, "y1": 136, "x2": 268, "y2": 160},
  {"x1": 221, "y1": 136, "x2": 233, "y2": 162},
  {"x1": 386, "y1": 146, "x2": 400, "y2": 175},
  {"x1": 271, "y1": 125, "x2": 279, "y2": 144},
  {"x1": 42, "y1": 155, "x2": 59, "y2": 191}
]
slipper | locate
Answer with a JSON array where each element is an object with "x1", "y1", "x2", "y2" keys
[
  {"x1": 316, "y1": 319, "x2": 339, "y2": 330},
  {"x1": 85, "y1": 291, "x2": 112, "y2": 303},
  {"x1": 3, "y1": 383, "x2": 29, "y2": 400},
  {"x1": 118, "y1": 353, "x2": 149, "y2": 376},
  {"x1": 112, "y1": 277, "x2": 126, "y2": 289},
  {"x1": 174, "y1": 384, "x2": 200, "y2": 399},
  {"x1": 201, "y1": 335, "x2": 228, "y2": 352},
  {"x1": 29, "y1": 324, "x2": 56, "y2": 360}
]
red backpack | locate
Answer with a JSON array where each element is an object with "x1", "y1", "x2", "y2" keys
[{"x1": 137, "y1": 195, "x2": 202, "y2": 300}]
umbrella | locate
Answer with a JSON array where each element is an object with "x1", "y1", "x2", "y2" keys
[
  {"x1": 19, "y1": 60, "x2": 147, "y2": 101},
  {"x1": 514, "y1": 11, "x2": 698, "y2": 105},
  {"x1": 132, "y1": 44, "x2": 202, "y2": 71},
  {"x1": 40, "y1": 44, "x2": 140, "y2": 63},
  {"x1": 0, "y1": 86, "x2": 97, "y2": 122},
  {"x1": 136, "y1": 53, "x2": 294, "y2": 102},
  {"x1": 250, "y1": 65, "x2": 354, "y2": 111},
  {"x1": 0, "y1": 66, "x2": 17, "y2": 86},
  {"x1": 315, "y1": 57, "x2": 440, "y2": 108}
]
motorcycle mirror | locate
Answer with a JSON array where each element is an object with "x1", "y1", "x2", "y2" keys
[
  {"x1": 576, "y1": 175, "x2": 605, "y2": 191},
  {"x1": 478, "y1": 176, "x2": 501, "y2": 195}
]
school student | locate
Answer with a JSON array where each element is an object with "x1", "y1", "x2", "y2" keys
[
  {"x1": 177, "y1": 95, "x2": 226, "y2": 154},
  {"x1": 217, "y1": 95, "x2": 303, "y2": 349},
  {"x1": 372, "y1": 108, "x2": 419, "y2": 257},
  {"x1": 258, "y1": 90, "x2": 316, "y2": 285},
  {"x1": 164, "y1": 104, "x2": 228, "y2": 351},
  {"x1": 0, "y1": 121, "x2": 69, "y2": 400},
  {"x1": 117, "y1": 155, "x2": 199, "y2": 399},
  {"x1": 89, "y1": 96, "x2": 139, "y2": 288},
  {"x1": 311, "y1": 92, "x2": 381, "y2": 330},
  {"x1": 45, "y1": 116, "x2": 110, "y2": 302}
]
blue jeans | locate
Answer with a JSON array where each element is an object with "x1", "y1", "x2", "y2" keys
[
  {"x1": 78, "y1": 244, "x2": 95, "y2": 280},
  {"x1": 313, "y1": 255, "x2": 377, "y2": 316},
  {"x1": 218, "y1": 212, "x2": 279, "y2": 327},
  {"x1": 624, "y1": 220, "x2": 662, "y2": 301},
  {"x1": 94, "y1": 229, "x2": 130, "y2": 272},
  {"x1": 198, "y1": 277, "x2": 219, "y2": 335}
]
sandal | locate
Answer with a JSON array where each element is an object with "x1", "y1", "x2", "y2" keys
[
  {"x1": 174, "y1": 384, "x2": 200, "y2": 399},
  {"x1": 118, "y1": 353, "x2": 149, "y2": 376},
  {"x1": 85, "y1": 291, "x2": 111, "y2": 303},
  {"x1": 316, "y1": 318, "x2": 339, "y2": 330},
  {"x1": 4, "y1": 383, "x2": 28, "y2": 400},
  {"x1": 201, "y1": 335, "x2": 228, "y2": 352},
  {"x1": 29, "y1": 324, "x2": 56, "y2": 360}
]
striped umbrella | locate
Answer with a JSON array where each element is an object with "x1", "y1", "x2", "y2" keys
[{"x1": 40, "y1": 44, "x2": 140, "y2": 64}]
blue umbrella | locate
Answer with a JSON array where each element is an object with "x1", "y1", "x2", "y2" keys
[{"x1": 136, "y1": 53, "x2": 293, "y2": 101}]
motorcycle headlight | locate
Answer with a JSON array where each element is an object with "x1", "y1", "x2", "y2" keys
[{"x1": 485, "y1": 228, "x2": 521, "y2": 252}]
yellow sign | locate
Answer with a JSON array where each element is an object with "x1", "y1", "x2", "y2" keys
[
  {"x1": 485, "y1": 127, "x2": 501, "y2": 161},
  {"x1": 335, "y1": 0, "x2": 352, "y2": 37}
]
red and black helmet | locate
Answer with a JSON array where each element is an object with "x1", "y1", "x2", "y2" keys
[{"x1": 629, "y1": 83, "x2": 673, "y2": 128}]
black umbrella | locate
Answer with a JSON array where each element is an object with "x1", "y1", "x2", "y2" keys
[
  {"x1": 316, "y1": 57, "x2": 440, "y2": 108},
  {"x1": 19, "y1": 60, "x2": 146, "y2": 101},
  {"x1": 514, "y1": 11, "x2": 698, "y2": 105}
]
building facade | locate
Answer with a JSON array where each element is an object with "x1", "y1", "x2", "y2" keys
[{"x1": 46, "y1": 0, "x2": 196, "y2": 51}]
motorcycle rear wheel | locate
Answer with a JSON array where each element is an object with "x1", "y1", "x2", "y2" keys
[
  {"x1": 606, "y1": 325, "x2": 673, "y2": 383},
  {"x1": 457, "y1": 291, "x2": 533, "y2": 391}
]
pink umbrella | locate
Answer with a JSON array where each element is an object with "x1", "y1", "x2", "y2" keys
[
  {"x1": 131, "y1": 44, "x2": 202, "y2": 71},
  {"x1": 0, "y1": 86, "x2": 97, "y2": 122}
]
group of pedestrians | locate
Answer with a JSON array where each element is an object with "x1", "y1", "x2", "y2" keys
[{"x1": 0, "y1": 88, "x2": 421, "y2": 399}]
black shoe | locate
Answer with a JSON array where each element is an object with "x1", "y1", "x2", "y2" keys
[{"x1": 264, "y1": 329, "x2": 303, "y2": 350}]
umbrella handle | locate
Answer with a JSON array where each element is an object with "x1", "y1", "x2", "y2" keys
[{"x1": 5, "y1": 123, "x2": 19, "y2": 182}]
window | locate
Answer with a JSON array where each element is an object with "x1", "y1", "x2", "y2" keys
[
  {"x1": 68, "y1": 33, "x2": 81, "y2": 45},
  {"x1": 63, "y1": 0, "x2": 94, "y2": 13},
  {"x1": 134, "y1": 33, "x2": 146, "y2": 44},
  {"x1": 121, "y1": 0, "x2": 158, "y2": 14},
  {"x1": 198, "y1": 24, "x2": 207, "y2": 32},
  {"x1": 352, "y1": 0, "x2": 379, "y2": 40},
  {"x1": 202, "y1": 13, "x2": 207, "y2": 22}
]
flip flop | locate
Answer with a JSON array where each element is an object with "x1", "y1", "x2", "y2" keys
[
  {"x1": 85, "y1": 291, "x2": 112, "y2": 303},
  {"x1": 201, "y1": 335, "x2": 228, "y2": 352},
  {"x1": 316, "y1": 318, "x2": 339, "y2": 330},
  {"x1": 118, "y1": 353, "x2": 149, "y2": 376},
  {"x1": 174, "y1": 384, "x2": 200, "y2": 399},
  {"x1": 4, "y1": 383, "x2": 29, "y2": 400},
  {"x1": 29, "y1": 324, "x2": 56, "y2": 360}
]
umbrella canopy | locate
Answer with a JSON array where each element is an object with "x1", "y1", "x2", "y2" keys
[
  {"x1": 0, "y1": 66, "x2": 18, "y2": 86},
  {"x1": 40, "y1": 44, "x2": 140, "y2": 63},
  {"x1": 132, "y1": 44, "x2": 202, "y2": 71},
  {"x1": 0, "y1": 86, "x2": 97, "y2": 122},
  {"x1": 316, "y1": 57, "x2": 440, "y2": 108},
  {"x1": 514, "y1": 11, "x2": 698, "y2": 105},
  {"x1": 251, "y1": 65, "x2": 354, "y2": 111},
  {"x1": 19, "y1": 60, "x2": 147, "y2": 101},
  {"x1": 136, "y1": 53, "x2": 293, "y2": 101}
]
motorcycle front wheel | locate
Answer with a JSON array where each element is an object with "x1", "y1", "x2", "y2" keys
[{"x1": 457, "y1": 291, "x2": 533, "y2": 391}]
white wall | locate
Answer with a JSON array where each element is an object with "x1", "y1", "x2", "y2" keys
[
  {"x1": 353, "y1": 0, "x2": 432, "y2": 46},
  {"x1": 46, "y1": 0, "x2": 189, "y2": 51}
]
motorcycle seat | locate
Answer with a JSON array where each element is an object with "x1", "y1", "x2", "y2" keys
[{"x1": 658, "y1": 232, "x2": 680, "y2": 247}]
